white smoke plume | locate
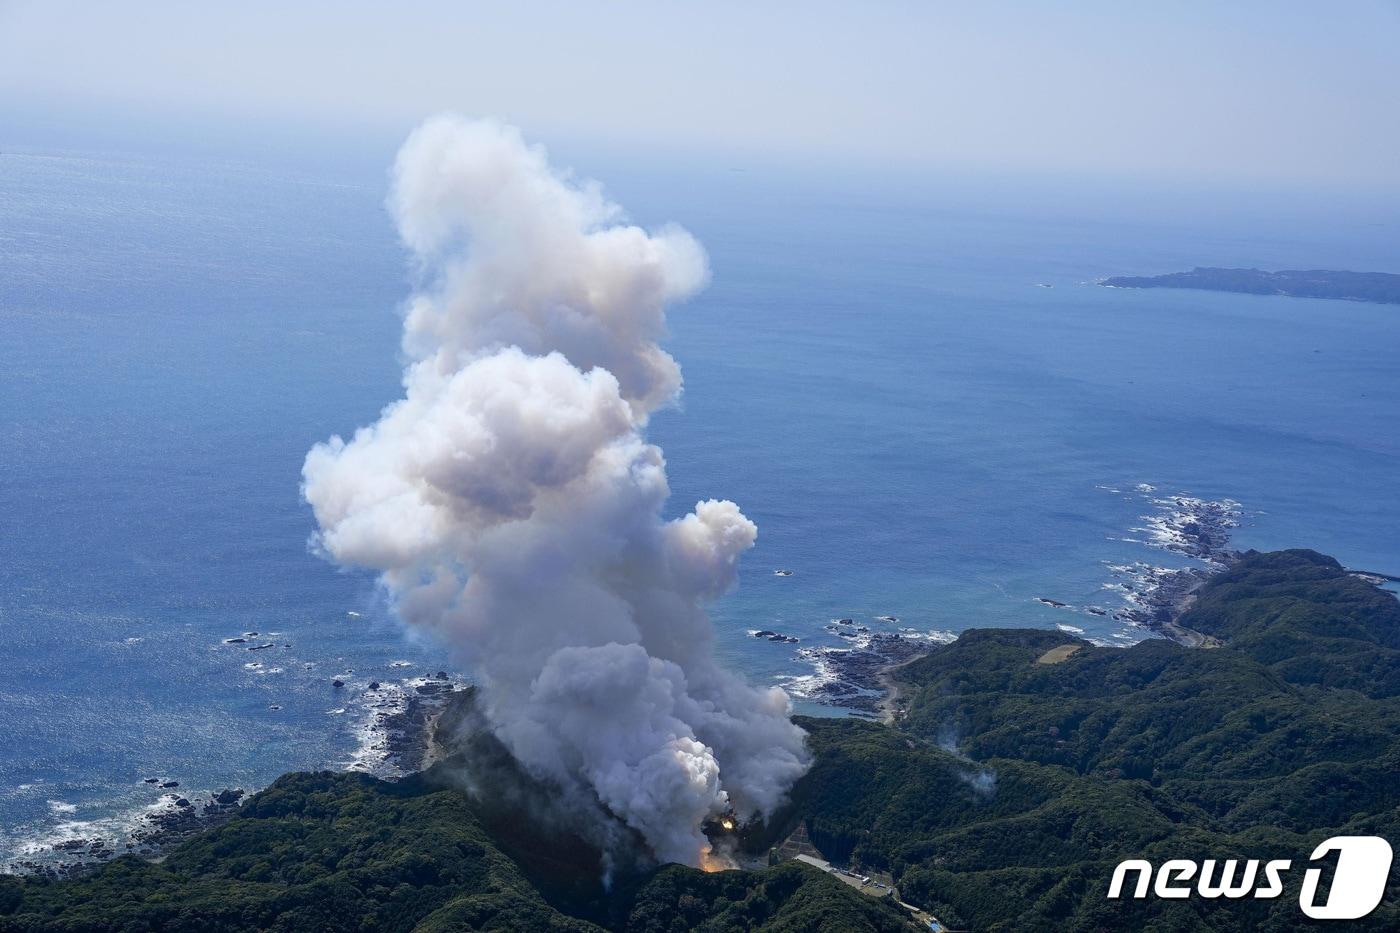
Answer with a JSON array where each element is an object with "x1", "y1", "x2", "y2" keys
[{"x1": 303, "y1": 116, "x2": 810, "y2": 867}]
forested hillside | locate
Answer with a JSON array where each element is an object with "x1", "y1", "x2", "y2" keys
[
  {"x1": 780, "y1": 550, "x2": 1400, "y2": 930},
  {"x1": 4, "y1": 550, "x2": 1396, "y2": 931},
  {"x1": 0, "y1": 770, "x2": 914, "y2": 933}
]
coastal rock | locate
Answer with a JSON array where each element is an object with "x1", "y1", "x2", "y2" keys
[
  {"x1": 1101, "y1": 491, "x2": 1242, "y2": 644},
  {"x1": 16, "y1": 786, "x2": 249, "y2": 877},
  {"x1": 346, "y1": 680, "x2": 472, "y2": 777},
  {"x1": 751, "y1": 630, "x2": 800, "y2": 644},
  {"x1": 785, "y1": 629, "x2": 955, "y2": 713}
]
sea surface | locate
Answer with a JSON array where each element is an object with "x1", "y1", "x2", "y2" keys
[{"x1": 2, "y1": 142, "x2": 1398, "y2": 867}]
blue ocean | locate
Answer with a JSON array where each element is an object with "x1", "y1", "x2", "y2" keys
[{"x1": 2, "y1": 142, "x2": 1398, "y2": 866}]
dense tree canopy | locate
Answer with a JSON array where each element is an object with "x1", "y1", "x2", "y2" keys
[
  {"x1": 3, "y1": 550, "x2": 1396, "y2": 930},
  {"x1": 779, "y1": 550, "x2": 1400, "y2": 930}
]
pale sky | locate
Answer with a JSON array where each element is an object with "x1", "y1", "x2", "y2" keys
[{"x1": 3, "y1": 1, "x2": 1398, "y2": 189}]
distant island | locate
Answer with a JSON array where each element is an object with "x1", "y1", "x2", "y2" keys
[
  {"x1": 4, "y1": 549, "x2": 1399, "y2": 930},
  {"x1": 1101, "y1": 267, "x2": 1400, "y2": 304}
]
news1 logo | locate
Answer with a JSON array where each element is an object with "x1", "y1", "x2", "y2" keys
[{"x1": 1107, "y1": 836, "x2": 1393, "y2": 920}]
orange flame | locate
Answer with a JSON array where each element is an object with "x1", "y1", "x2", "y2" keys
[{"x1": 699, "y1": 846, "x2": 736, "y2": 872}]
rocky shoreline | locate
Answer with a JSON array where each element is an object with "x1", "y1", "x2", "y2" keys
[
  {"x1": 1026, "y1": 490, "x2": 1243, "y2": 645},
  {"x1": 345, "y1": 674, "x2": 467, "y2": 777},
  {"x1": 783, "y1": 620, "x2": 955, "y2": 716},
  {"x1": 784, "y1": 488, "x2": 1246, "y2": 715},
  {"x1": 8, "y1": 788, "x2": 247, "y2": 881},
  {"x1": 6, "y1": 675, "x2": 470, "y2": 880},
  {"x1": 1102, "y1": 492, "x2": 1241, "y2": 644}
]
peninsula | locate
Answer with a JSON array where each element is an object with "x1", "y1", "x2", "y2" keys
[{"x1": 1101, "y1": 267, "x2": 1400, "y2": 304}]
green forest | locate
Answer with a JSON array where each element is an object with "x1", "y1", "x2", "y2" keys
[{"x1": 4, "y1": 550, "x2": 1397, "y2": 931}]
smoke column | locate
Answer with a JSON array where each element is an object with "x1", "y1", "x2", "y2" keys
[{"x1": 303, "y1": 116, "x2": 810, "y2": 867}]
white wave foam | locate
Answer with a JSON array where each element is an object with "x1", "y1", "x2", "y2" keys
[
  {"x1": 777, "y1": 647, "x2": 848, "y2": 701},
  {"x1": 344, "y1": 681, "x2": 416, "y2": 776},
  {"x1": 341, "y1": 676, "x2": 463, "y2": 778},
  {"x1": 3, "y1": 793, "x2": 188, "y2": 871},
  {"x1": 780, "y1": 627, "x2": 955, "y2": 708}
]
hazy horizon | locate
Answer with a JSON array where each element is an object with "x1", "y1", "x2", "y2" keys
[{"x1": 3, "y1": 1, "x2": 1399, "y2": 198}]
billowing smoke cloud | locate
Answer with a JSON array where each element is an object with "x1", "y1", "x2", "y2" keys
[{"x1": 303, "y1": 116, "x2": 810, "y2": 867}]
